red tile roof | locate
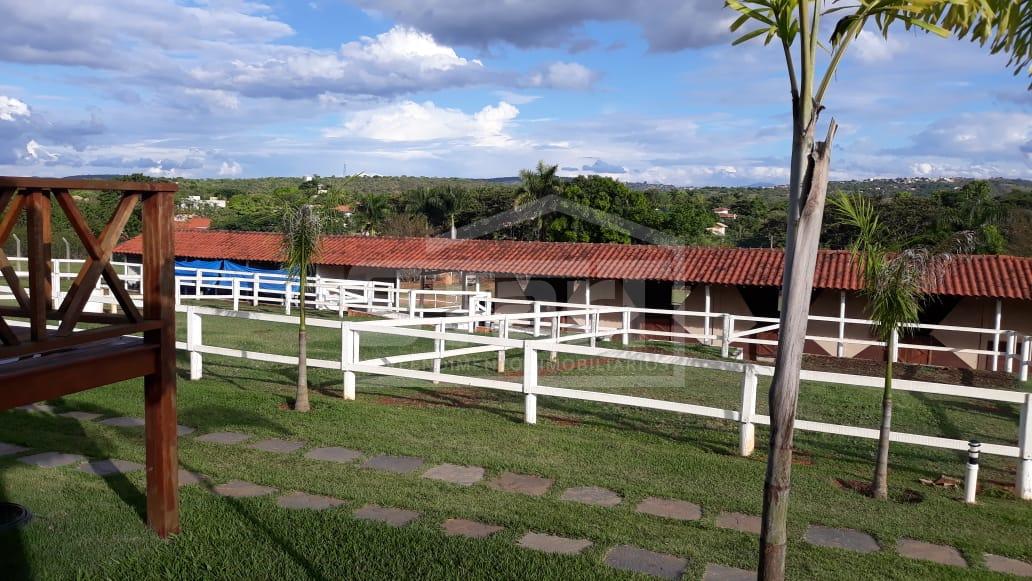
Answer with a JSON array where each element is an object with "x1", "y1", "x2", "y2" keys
[
  {"x1": 114, "y1": 230, "x2": 1032, "y2": 300},
  {"x1": 174, "y1": 216, "x2": 211, "y2": 230}
]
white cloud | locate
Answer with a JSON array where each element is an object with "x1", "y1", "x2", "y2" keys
[
  {"x1": 525, "y1": 62, "x2": 599, "y2": 90},
  {"x1": 0, "y1": 96, "x2": 29, "y2": 121},
  {"x1": 24, "y1": 140, "x2": 57, "y2": 162},
  {"x1": 218, "y1": 161, "x2": 244, "y2": 176},
  {"x1": 341, "y1": 26, "x2": 482, "y2": 72},
  {"x1": 852, "y1": 31, "x2": 905, "y2": 64},
  {"x1": 332, "y1": 100, "x2": 520, "y2": 147}
]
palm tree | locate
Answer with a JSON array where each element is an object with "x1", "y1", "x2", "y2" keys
[
  {"x1": 515, "y1": 161, "x2": 561, "y2": 240},
  {"x1": 832, "y1": 192, "x2": 972, "y2": 500},
  {"x1": 281, "y1": 203, "x2": 322, "y2": 412},
  {"x1": 355, "y1": 193, "x2": 390, "y2": 235},
  {"x1": 433, "y1": 188, "x2": 471, "y2": 239}
]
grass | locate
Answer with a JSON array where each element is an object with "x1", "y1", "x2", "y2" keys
[{"x1": 0, "y1": 305, "x2": 1030, "y2": 580}]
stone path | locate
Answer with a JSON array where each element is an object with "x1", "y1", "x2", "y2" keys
[
  {"x1": 635, "y1": 497, "x2": 701, "y2": 521},
  {"x1": 249, "y1": 438, "x2": 304, "y2": 454},
  {"x1": 517, "y1": 532, "x2": 592, "y2": 555},
  {"x1": 896, "y1": 539, "x2": 967, "y2": 567},
  {"x1": 16, "y1": 403, "x2": 55, "y2": 414},
  {"x1": 0, "y1": 442, "x2": 30, "y2": 456},
  {"x1": 79, "y1": 459, "x2": 144, "y2": 476},
  {"x1": 196, "y1": 431, "x2": 252, "y2": 445},
  {"x1": 984, "y1": 554, "x2": 1032, "y2": 577},
  {"x1": 59, "y1": 411, "x2": 103, "y2": 421},
  {"x1": 305, "y1": 447, "x2": 363, "y2": 463},
  {"x1": 178, "y1": 469, "x2": 208, "y2": 487},
  {"x1": 354, "y1": 504, "x2": 419, "y2": 527},
  {"x1": 99, "y1": 416, "x2": 145, "y2": 428},
  {"x1": 702, "y1": 564, "x2": 756, "y2": 581},
  {"x1": 714, "y1": 512, "x2": 761, "y2": 535},
  {"x1": 213, "y1": 480, "x2": 277, "y2": 498},
  {"x1": 277, "y1": 491, "x2": 345, "y2": 511},
  {"x1": 803, "y1": 525, "x2": 880, "y2": 554},
  {"x1": 603, "y1": 545, "x2": 687, "y2": 580},
  {"x1": 487, "y1": 472, "x2": 553, "y2": 496},
  {"x1": 442, "y1": 518, "x2": 503, "y2": 539},
  {"x1": 422, "y1": 464, "x2": 484, "y2": 486},
  {"x1": 362, "y1": 454, "x2": 424, "y2": 474},
  {"x1": 18, "y1": 452, "x2": 85, "y2": 468},
  {"x1": 560, "y1": 486, "x2": 622, "y2": 507}
]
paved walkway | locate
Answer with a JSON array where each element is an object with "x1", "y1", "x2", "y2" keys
[{"x1": 7, "y1": 403, "x2": 1032, "y2": 579}]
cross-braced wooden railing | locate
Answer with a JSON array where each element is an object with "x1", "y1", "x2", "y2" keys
[{"x1": 0, "y1": 176, "x2": 180, "y2": 537}]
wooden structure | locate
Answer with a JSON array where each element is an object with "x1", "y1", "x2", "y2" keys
[{"x1": 0, "y1": 177, "x2": 179, "y2": 537}]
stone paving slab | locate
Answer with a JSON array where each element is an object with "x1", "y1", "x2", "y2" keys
[
  {"x1": 442, "y1": 518, "x2": 504, "y2": 539},
  {"x1": 353, "y1": 504, "x2": 419, "y2": 527},
  {"x1": 896, "y1": 539, "x2": 966, "y2": 567},
  {"x1": 635, "y1": 497, "x2": 701, "y2": 521},
  {"x1": 422, "y1": 464, "x2": 485, "y2": 486},
  {"x1": 79, "y1": 459, "x2": 145, "y2": 476},
  {"x1": 250, "y1": 438, "x2": 305, "y2": 454},
  {"x1": 703, "y1": 564, "x2": 756, "y2": 581},
  {"x1": 276, "y1": 491, "x2": 345, "y2": 511},
  {"x1": 58, "y1": 411, "x2": 103, "y2": 422},
  {"x1": 603, "y1": 545, "x2": 687, "y2": 580},
  {"x1": 178, "y1": 469, "x2": 209, "y2": 487},
  {"x1": 517, "y1": 532, "x2": 592, "y2": 555},
  {"x1": 99, "y1": 416, "x2": 145, "y2": 428},
  {"x1": 0, "y1": 442, "x2": 30, "y2": 456},
  {"x1": 177, "y1": 425, "x2": 195, "y2": 436},
  {"x1": 561, "y1": 486, "x2": 622, "y2": 507},
  {"x1": 362, "y1": 454, "x2": 424, "y2": 474},
  {"x1": 18, "y1": 452, "x2": 86, "y2": 468},
  {"x1": 803, "y1": 525, "x2": 879, "y2": 553},
  {"x1": 984, "y1": 554, "x2": 1032, "y2": 577},
  {"x1": 305, "y1": 447, "x2": 363, "y2": 463},
  {"x1": 213, "y1": 479, "x2": 277, "y2": 498},
  {"x1": 487, "y1": 472, "x2": 554, "y2": 496},
  {"x1": 715, "y1": 512, "x2": 762, "y2": 535},
  {"x1": 196, "y1": 431, "x2": 252, "y2": 445},
  {"x1": 16, "y1": 403, "x2": 55, "y2": 414}
]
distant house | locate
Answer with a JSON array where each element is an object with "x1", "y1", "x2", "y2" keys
[
  {"x1": 173, "y1": 215, "x2": 211, "y2": 230},
  {"x1": 335, "y1": 204, "x2": 354, "y2": 217},
  {"x1": 713, "y1": 207, "x2": 738, "y2": 220},
  {"x1": 180, "y1": 195, "x2": 226, "y2": 210},
  {"x1": 706, "y1": 222, "x2": 728, "y2": 237}
]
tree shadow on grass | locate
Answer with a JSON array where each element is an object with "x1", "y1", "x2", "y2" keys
[{"x1": 0, "y1": 469, "x2": 32, "y2": 581}]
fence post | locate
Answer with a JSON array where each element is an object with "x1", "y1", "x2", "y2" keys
[
  {"x1": 1006, "y1": 331, "x2": 1017, "y2": 374},
  {"x1": 1021, "y1": 336, "x2": 1031, "y2": 382},
  {"x1": 721, "y1": 314, "x2": 732, "y2": 358},
  {"x1": 965, "y1": 440, "x2": 981, "y2": 504},
  {"x1": 195, "y1": 270, "x2": 203, "y2": 299},
  {"x1": 285, "y1": 284, "x2": 292, "y2": 316},
  {"x1": 497, "y1": 316, "x2": 509, "y2": 373},
  {"x1": 890, "y1": 328, "x2": 899, "y2": 363},
  {"x1": 232, "y1": 278, "x2": 240, "y2": 312},
  {"x1": 341, "y1": 322, "x2": 356, "y2": 400},
  {"x1": 1018, "y1": 393, "x2": 1031, "y2": 500},
  {"x1": 187, "y1": 307, "x2": 203, "y2": 380},
  {"x1": 433, "y1": 321, "x2": 445, "y2": 382},
  {"x1": 739, "y1": 364, "x2": 757, "y2": 456},
  {"x1": 252, "y1": 273, "x2": 260, "y2": 306},
  {"x1": 622, "y1": 309, "x2": 631, "y2": 346},
  {"x1": 468, "y1": 295, "x2": 478, "y2": 332},
  {"x1": 837, "y1": 290, "x2": 847, "y2": 358},
  {"x1": 174, "y1": 277, "x2": 181, "y2": 307},
  {"x1": 589, "y1": 310, "x2": 599, "y2": 348},
  {"x1": 523, "y1": 342, "x2": 538, "y2": 424},
  {"x1": 51, "y1": 265, "x2": 61, "y2": 304},
  {"x1": 408, "y1": 289, "x2": 416, "y2": 319},
  {"x1": 550, "y1": 315, "x2": 560, "y2": 362},
  {"x1": 532, "y1": 302, "x2": 541, "y2": 337}
]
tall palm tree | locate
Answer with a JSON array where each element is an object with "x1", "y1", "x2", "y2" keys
[
  {"x1": 434, "y1": 188, "x2": 471, "y2": 239},
  {"x1": 355, "y1": 193, "x2": 390, "y2": 235},
  {"x1": 515, "y1": 161, "x2": 561, "y2": 240},
  {"x1": 832, "y1": 192, "x2": 972, "y2": 500},
  {"x1": 281, "y1": 203, "x2": 322, "y2": 412}
]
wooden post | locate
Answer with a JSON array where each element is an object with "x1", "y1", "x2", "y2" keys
[
  {"x1": 25, "y1": 189, "x2": 52, "y2": 341},
  {"x1": 341, "y1": 322, "x2": 356, "y2": 400},
  {"x1": 523, "y1": 343, "x2": 538, "y2": 424},
  {"x1": 739, "y1": 365, "x2": 758, "y2": 456},
  {"x1": 187, "y1": 307, "x2": 203, "y2": 380},
  {"x1": 141, "y1": 189, "x2": 179, "y2": 538}
]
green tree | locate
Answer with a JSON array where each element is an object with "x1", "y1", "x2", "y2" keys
[
  {"x1": 725, "y1": 1, "x2": 1016, "y2": 576},
  {"x1": 516, "y1": 161, "x2": 562, "y2": 240},
  {"x1": 355, "y1": 193, "x2": 390, "y2": 235},
  {"x1": 281, "y1": 204, "x2": 321, "y2": 412},
  {"x1": 664, "y1": 193, "x2": 715, "y2": 243},
  {"x1": 832, "y1": 193, "x2": 972, "y2": 499}
]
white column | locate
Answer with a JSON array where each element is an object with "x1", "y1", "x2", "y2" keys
[
  {"x1": 622, "y1": 309, "x2": 631, "y2": 346},
  {"x1": 703, "y1": 285, "x2": 712, "y2": 345},
  {"x1": 195, "y1": 270, "x2": 203, "y2": 299},
  {"x1": 582, "y1": 280, "x2": 591, "y2": 332},
  {"x1": 408, "y1": 289, "x2": 417, "y2": 319},
  {"x1": 992, "y1": 299, "x2": 1003, "y2": 371},
  {"x1": 739, "y1": 364, "x2": 757, "y2": 456},
  {"x1": 523, "y1": 343, "x2": 538, "y2": 424},
  {"x1": 433, "y1": 321, "x2": 445, "y2": 382},
  {"x1": 252, "y1": 273, "x2": 260, "y2": 306},
  {"x1": 338, "y1": 283, "x2": 347, "y2": 318},
  {"x1": 1007, "y1": 331, "x2": 1018, "y2": 374},
  {"x1": 837, "y1": 290, "x2": 847, "y2": 358},
  {"x1": 589, "y1": 311, "x2": 599, "y2": 348},
  {"x1": 187, "y1": 307, "x2": 203, "y2": 380},
  {"x1": 721, "y1": 314, "x2": 733, "y2": 358},
  {"x1": 497, "y1": 317, "x2": 509, "y2": 373},
  {"x1": 1017, "y1": 393, "x2": 1032, "y2": 500},
  {"x1": 341, "y1": 322, "x2": 357, "y2": 400},
  {"x1": 232, "y1": 278, "x2": 241, "y2": 311},
  {"x1": 532, "y1": 302, "x2": 541, "y2": 337},
  {"x1": 1021, "y1": 336, "x2": 1031, "y2": 382},
  {"x1": 550, "y1": 315, "x2": 560, "y2": 362}
]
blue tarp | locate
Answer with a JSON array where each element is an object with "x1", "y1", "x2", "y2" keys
[
  {"x1": 175, "y1": 259, "x2": 223, "y2": 278},
  {"x1": 220, "y1": 260, "x2": 296, "y2": 292}
]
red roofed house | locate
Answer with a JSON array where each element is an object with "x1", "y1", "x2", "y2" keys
[{"x1": 115, "y1": 229, "x2": 1032, "y2": 371}]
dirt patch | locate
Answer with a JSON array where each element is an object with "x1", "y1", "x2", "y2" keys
[
  {"x1": 895, "y1": 489, "x2": 925, "y2": 504},
  {"x1": 802, "y1": 354, "x2": 1017, "y2": 389},
  {"x1": 792, "y1": 452, "x2": 814, "y2": 466},
  {"x1": 542, "y1": 414, "x2": 582, "y2": 427},
  {"x1": 375, "y1": 387, "x2": 486, "y2": 410},
  {"x1": 834, "y1": 478, "x2": 872, "y2": 497}
]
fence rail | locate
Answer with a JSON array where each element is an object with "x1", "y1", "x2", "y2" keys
[{"x1": 176, "y1": 304, "x2": 1032, "y2": 500}]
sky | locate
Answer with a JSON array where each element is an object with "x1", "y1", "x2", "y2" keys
[{"x1": 0, "y1": 0, "x2": 1028, "y2": 186}]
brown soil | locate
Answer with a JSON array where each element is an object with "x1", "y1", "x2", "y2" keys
[{"x1": 802, "y1": 354, "x2": 1018, "y2": 389}]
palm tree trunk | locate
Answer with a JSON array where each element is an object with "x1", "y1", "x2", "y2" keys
[
  {"x1": 294, "y1": 277, "x2": 311, "y2": 412},
  {"x1": 760, "y1": 113, "x2": 838, "y2": 580},
  {"x1": 450, "y1": 215, "x2": 457, "y2": 239},
  {"x1": 873, "y1": 333, "x2": 895, "y2": 499}
]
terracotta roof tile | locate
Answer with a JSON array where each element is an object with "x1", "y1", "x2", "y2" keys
[{"x1": 114, "y1": 230, "x2": 1032, "y2": 300}]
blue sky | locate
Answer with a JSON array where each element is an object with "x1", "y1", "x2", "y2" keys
[{"x1": 0, "y1": 0, "x2": 1028, "y2": 186}]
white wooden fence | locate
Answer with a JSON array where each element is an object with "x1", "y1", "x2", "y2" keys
[{"x1": 178, "y1": 304, "x2": 1032, "y2": 500}]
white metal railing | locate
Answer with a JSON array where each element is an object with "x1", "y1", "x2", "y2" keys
[{"x1": 177, "y1": 304, "x2": 1032, "y2": 500}]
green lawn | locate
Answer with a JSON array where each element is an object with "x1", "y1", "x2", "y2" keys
[{"x1": 0, "y1": 306, "x2": 1030, "y2": 580}]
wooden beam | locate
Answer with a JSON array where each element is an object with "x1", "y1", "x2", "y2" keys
[
  {"x1": 24, "y1": 189, "x2": 52, "y2": 341},
  {"x1": 0, "y1": 306, "x2": 138, "y2": 325},
  {"x1": 141, "y1": 190, "x2": 179, "y2": 538},
  {"x1": 0, "y1": 193, "x2": 31, "y2": 310},
  {"x1": 0, "y1": 320, "x2": 161, "y2": 360},
  {"x1": 0, "y1": 314, "x2": 19, "y2": 346},
  {"x1": 0, "y1": 176, "x2": 177, "y2": 193},
  {"x1": 0, "y1": 342, "x2": 158, "y2": 410}
]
